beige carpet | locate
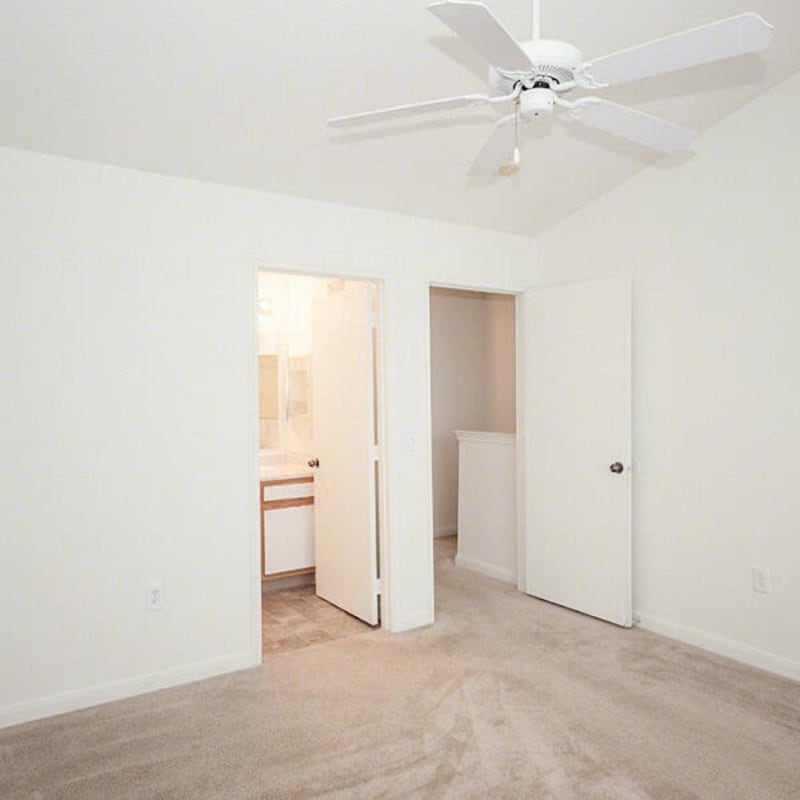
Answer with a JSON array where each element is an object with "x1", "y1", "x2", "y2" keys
[{"x1": 2, "y1": 536, "x2": 799, "y2": 799}]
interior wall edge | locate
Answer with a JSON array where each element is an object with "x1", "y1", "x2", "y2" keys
[{"x1": 385, "y1": 609, "x2": 435, "y2": 634}]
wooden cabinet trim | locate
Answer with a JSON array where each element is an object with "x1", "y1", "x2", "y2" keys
[
  {"x1": 260, "y1": 499, "x2": 266, "y2": 578},
  {"x1": 260, "y1": 476, "x2": 313, "y2": 488},
  {"x1": 263, "y1": 496, "x2": 314, "y2": 511}
]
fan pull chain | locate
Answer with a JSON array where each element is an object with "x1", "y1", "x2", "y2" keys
[{"x1": 499, "y1": 101, "x2": 522, "y2": 177}]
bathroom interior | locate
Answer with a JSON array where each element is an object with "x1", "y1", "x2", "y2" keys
[
  {"x1": 429, "y1": 287, "x2": 518, "y2": 585},
  {"x1": 257, "y1": 271, "x2": 375, "y2": 657}
]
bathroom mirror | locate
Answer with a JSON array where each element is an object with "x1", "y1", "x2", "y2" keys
[
  {"x1": 287, "y1": 355, "x2": 311, "y2": 419},
  {"x1": 258, "y1": 354, "x2": 280, "y2": 449}
]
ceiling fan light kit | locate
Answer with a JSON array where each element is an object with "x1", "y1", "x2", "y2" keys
[{"x1": 328, "y1": 1, "x2": 773, "y2": 177}]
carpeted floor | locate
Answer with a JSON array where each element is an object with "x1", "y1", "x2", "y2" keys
[{"x1": 1, "y1": 536, "x2": 799, "y2": 799}]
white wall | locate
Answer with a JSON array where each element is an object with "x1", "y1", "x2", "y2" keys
[
  {"x1": 430, "y1": 289, "x2": 490, "y2": 538},
  {"x1": 454, "y1": 431, "x2": 517, "y2": 583},
  {"x1": 485, "y1": 293, "x2": 516, "y2": 432},
  {"x1": 539, "y1": 72, "x2": 800, "y2": 681},
  {"x1": 0, "y1": 146, "x2": 538, "y2": 727}
]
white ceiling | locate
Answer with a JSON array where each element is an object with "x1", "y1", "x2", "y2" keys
[{"x1": 1, "y1": 1, "x2": 798, "y2": 236}]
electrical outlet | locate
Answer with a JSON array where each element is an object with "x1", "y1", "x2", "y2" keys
[
  {"x1": 146, "y1": 581, "x2": 164, "y2": 611},
  {"x1": 751, "y1": 567, "x2": 772, "y2": 595}
]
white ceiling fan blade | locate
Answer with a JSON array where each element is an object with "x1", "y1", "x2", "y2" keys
[
  {"x1": 568, "y1": 98, "x2": 696, "y2": 153},
  {"x1": 578, "y1": 13, "x2": 773, "y2": 88},
  {"x1": 429, "y1": 1, "x2": 533, "y2": 72},
  {"x1": 468, "y1": 114, "x2": 517, "y2": 176},
  {"x1": 328, "y1": 94, "x2": 491, "y2": 128}
]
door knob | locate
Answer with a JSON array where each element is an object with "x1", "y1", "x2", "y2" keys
[
  {"x1": 308, "y1": 458, "x2": 319, "y2": 468},
  {"x1": 609, "y1": 462, "x2": 624, "y2": 474}
]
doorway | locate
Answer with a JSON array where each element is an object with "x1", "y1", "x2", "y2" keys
[
  {"x1": 256, "y1": 272, "x2": 384, "y2": 658},
  {"x1": 429, "y1": 279, "x2": 633, "y2": 629},
  {"x1": 428, "y1": 286, "x2": 517, "y2": 590}
]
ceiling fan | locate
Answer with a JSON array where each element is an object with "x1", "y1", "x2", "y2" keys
[{"x1": 328, "y1": 1, "x2": 773, "y2": 176}]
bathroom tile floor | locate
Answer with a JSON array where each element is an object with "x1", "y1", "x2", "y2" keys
[{"x1": 261, "y1": 584, "x2": 373, "y2": 657}]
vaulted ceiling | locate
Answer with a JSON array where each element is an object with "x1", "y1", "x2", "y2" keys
[{"x1": 1, "y1": 1, "x2": 798, "y2": 235}]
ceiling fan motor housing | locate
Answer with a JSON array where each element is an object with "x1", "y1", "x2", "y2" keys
[
  {"x1": 489, "y1": 39, "x2": 583, "y2": 95},
  {"x1": 520, "y1": 88, "x2": 555, "y2": 117}
]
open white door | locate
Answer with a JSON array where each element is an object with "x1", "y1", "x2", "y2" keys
[
  {"x1": 523, "y1": 278, "x2": 632, "y2": 626},
  {"x1": 310, "y1": 279, "x2": 379, "y2": 625}
]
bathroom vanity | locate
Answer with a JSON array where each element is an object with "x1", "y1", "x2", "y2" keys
[{"x1": 260, "y1": 463, "x2": 315, "y2": 580}]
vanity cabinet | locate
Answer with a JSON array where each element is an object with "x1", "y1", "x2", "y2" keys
[{"x1": 260, "y1": 476, "x2": 315, "y2": 579}]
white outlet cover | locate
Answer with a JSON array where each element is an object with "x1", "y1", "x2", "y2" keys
[
  {"x1": 751, "y1": 567, "x2": 772, "y2": 594},
  {"x1": 146, "y1": 581, "x2": 164, "y2": 611}
]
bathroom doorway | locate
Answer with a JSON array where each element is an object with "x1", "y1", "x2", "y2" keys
[
  {"x1": 256, "y1": 272, "x2": 384, "y2": 658},
  {"x1": 428, "y1": 287, "x2": 517, "y2": 591}
]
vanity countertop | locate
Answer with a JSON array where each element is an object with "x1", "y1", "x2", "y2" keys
[{"x1": 259, "y1": 462, "x2": 314, "y2": 482}]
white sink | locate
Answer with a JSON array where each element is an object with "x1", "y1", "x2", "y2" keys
[
  {"x1": 259, "y1": 461, "x2": 312, "y2": 480},
  {"x1": 259, "y1": 449, "x2": 286, "y2": 467}
]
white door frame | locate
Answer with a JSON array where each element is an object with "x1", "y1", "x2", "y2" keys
[
  {"x1": 514, "y1": 291, "x2": 529, "y2": 591},
  {"x1": 426, "y1": 281, "x2": 527, "y2": 601},
  {"x1": 252, "y1": 268, "x2": 389, "y2": 659}
]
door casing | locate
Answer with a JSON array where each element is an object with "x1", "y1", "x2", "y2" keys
[{"x1": 253, "y1": 270, "x2": 389, "y2": 660}]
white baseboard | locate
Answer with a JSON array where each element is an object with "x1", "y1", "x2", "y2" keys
[
  {"x1": 636, "y1": 612, "x2": 800, "y2": 683},
  {"x1": 0, "y1": 652, "x2": 258, "y2": 730},
  {"x1": 455, "y1": 554, "x2": 516, "y2": 585},
  {"x1": 388, "y1": 609, "x2": 434, "y2": 633},
  {"x1": 434, "y1": 525, "x2": 457, "y2": 539}
]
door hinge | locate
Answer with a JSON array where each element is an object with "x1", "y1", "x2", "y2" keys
[
  {"x1": 371, "y1": 444, "x2": 380, "y2": 462},
  {"x1": 373, "y1": 577, "x2": 383, "y2": 595}
]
